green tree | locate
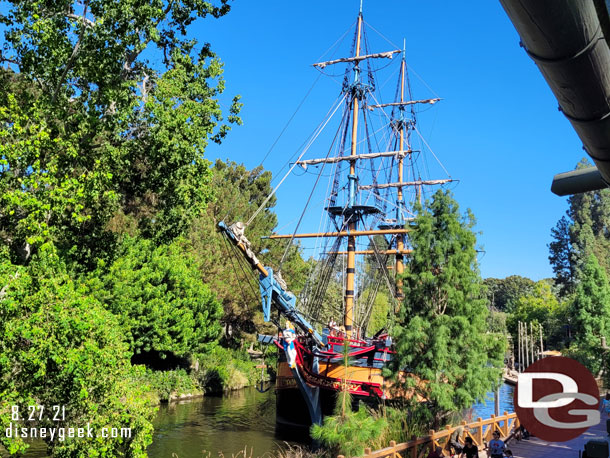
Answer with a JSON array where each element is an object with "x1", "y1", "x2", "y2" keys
[
  {"x1": 506, "y1": 281, "x2": 559, "y2": 338},
  {"x1": 367, "y1": 290, "x2": 390, "y2": 335},
  {"x1": 487, "y1": 307, "x2": 508, "y2": 335},
  {"x1": 505, "y1": 280, "x2": 567, "y2": 361},
  {"x1": 484, "y1": 275, "x2": 535, "y2": 312},
  {"x1": 93, "y1": 237, "x2": 222, "y2": 361},
  {"x1": 0, "y1": 0, "x2": 240, "y2": 266},
  {"x1": 549, "y1": 158, "x2": 610, "y2": 293},
  {"x1": 390, "y1": 190, "x2": 506, "y2": 425},
  {"x1": 311, "y1": 391, "x2": 387, "y2": 457},
  {"x1": 0, "y1": 244, "x2": 154, "y2": 457},
  {"x1": 568, "y1": 254, "x2": 610, "y2": 376}
]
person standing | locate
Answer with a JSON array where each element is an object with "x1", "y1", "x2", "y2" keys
[
  {"x1": 601, "y1": 392, "x2": 610, "y2": 417},
  {"x1": 487, "y1": 431, "x2": 505, "y2": 458},
  {"x1": 460, "y1": 437, "x2": 479, "y2": 458}
]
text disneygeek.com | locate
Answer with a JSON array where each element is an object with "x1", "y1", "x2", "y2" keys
[
  {"x1": 4, "y1": 405, "x2": 132, "y2": 442},
  {"x1": 4, "y1": 423, "x2": 132, "y2": 441}
]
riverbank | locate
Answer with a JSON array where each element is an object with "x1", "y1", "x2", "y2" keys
[{"x1": 142, "y1": 347, "x2": 270, "y2": 404}]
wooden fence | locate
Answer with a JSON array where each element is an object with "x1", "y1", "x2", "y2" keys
[{"x1": 341, "y1": 411, "x2": 519, "y2": 458}]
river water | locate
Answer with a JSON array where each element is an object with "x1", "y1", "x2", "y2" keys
[
  {"x1": 147, "y1": 383, "x2": 515, "y2": 457},
  {"x1": 20, "y1": 383, "x2": 514, "y2": 457},
  {"x1": 147, "y1": 387, "x2": 281, "y2": 458}
]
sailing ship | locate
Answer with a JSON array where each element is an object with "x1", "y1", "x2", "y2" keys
[{"x1": 219, "y1": 6, "x2": 453, "y2": 432}]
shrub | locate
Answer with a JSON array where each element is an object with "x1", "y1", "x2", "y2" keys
[
  {"x1": 196, "y1": 347, "x2": 259, "y2": 393},
  {"x1": 0, "y1": 244, "x2": 155, "y2": 457},
  {"x1": 92, "y1": 237, "x2": 223, "y2": 360},
  {"x1": 311, "y1": 392, "x2": 386, "y2": 457},
  {"x1": 141, "y1": 369, "x2": 200, "y2": 402}
]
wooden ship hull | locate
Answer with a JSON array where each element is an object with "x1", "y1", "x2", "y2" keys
[{"x1": 274, "y1": 333, "x2": 391, "y2": 431}]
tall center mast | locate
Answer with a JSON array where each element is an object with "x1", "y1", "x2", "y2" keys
[
  {"x1": 221, "y1": 5, "x2": 456, "y2": 347},
  {"x1": 344, "y1": 11, "x2": 364, "y2": 337},
  {"x1": 395, "y1": 49, "x2": 407, "y2": 302}
]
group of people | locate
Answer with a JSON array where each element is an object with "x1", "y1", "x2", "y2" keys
[
  {"x1": 426, "y1": 431, "x2": 512, "y2": 458},
  {"x1": 327, "y1": 318, "x2": 362, "y2": 339}
]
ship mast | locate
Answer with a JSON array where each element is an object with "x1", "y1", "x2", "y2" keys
[
  {"x1": 221, "y1": 4, "x2": 456, "y2": 346},
  {"x1": 268, "y1": 11, "x2": 450, "y2": 338},
  {"x1": 395, "y1": 46, "x2": 406, "y2": 302},
  {"x1": 345, "y1": 10, "x2": 363, "y2": 338}
]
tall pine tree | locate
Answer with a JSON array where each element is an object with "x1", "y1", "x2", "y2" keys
[
  {"x1": 569, "y1": 254, "x2": 610, "y2": 377},
  {"x1": 549, "y1": 158, "x2": 610, "y2": 293},
  {"x1": 390, "y1": 190, "x2": 505, "y2": 425}
]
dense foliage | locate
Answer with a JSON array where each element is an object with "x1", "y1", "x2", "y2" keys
[
  {"x1": 0, "y1": 245, "x2": 155, "y2": 457},
  {"x1": 92, "y1": 237, "x2": 223, "y2": 360},
  {"x1": 311, "y1": 391, "x2": 387, "y2": 457},
  {"x1": 506, "y1": 281, "x2": 559, "y2": 339},
  {"x1": 390, "y1": 190, "x2": 506, "y2": 424},
  {"x1": 0, "y1": 1, "x2": 259, "y2": 456},
  {"x1": 0, "y1": 0, "x2": 240, "y2": 267},
  {"x1": 566, "y1": 255, "x2": 610, "y2": 378},
  {"x1": 484, "y1": 276, "x2": 535, "y2": 312}
]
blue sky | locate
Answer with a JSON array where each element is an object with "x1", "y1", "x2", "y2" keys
[{"x1": 197, "y1": 0, "x2": 585, "y2": 281}]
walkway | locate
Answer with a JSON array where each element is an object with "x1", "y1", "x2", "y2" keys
[
  {"x1": 354, "y1": 412, "x2": 609, "y2": 458},
  {"x1": 507, "y1": 418, "x2": 607, "y2": 458}
]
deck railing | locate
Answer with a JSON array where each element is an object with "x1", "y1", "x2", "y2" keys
[{"x1": 341, "y1": 411, "x2": 519, "y2": 458}]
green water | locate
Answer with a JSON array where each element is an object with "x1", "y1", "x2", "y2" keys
[
  {"x1": 147, "y1": 387, "x2": 288, "y2": 458},
  {"x1": 19, "y1": 383, "x2": 513, "y2": 457},
  {"x1": 19, "y1": 387, "x2": 291, "y2": 458}
]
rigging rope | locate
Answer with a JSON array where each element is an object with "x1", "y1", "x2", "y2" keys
[
  {"x1": 245, "y1": 93, "x2": 347, "y2": 228},
  {"x1": 277, "y1": 103, "x2": 348, "y2": 271},
  {"x1": 413, "y1": 124, "x2": 451, "y2": 178},
  {"x1": 258, "y1": 72, "x2": 323, "y2": 168}
]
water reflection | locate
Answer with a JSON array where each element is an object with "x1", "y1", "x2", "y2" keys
[
  {"x1": 21, "y1": 383, "x2": 515, "y2": 457},
  {"x1": 147, "y1": 387, "x2": 282, "y2": 458},
  {"x1": 469, "y1": 383, "x2": 515, "y2": 421}
]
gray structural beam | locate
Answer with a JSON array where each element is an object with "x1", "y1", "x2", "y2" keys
[
  {"x1": 551, "y1": 166, "x2": 607, "y2": 196},
  {"x1": 499, "y1": 0, "x2": 610, "y2": 195}
]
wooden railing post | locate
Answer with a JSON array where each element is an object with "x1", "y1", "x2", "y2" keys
[
  {"x1": 354, "y1": 411, "x2": 520, "y2": 458},
  {"x1": 502, "y1": 411, "x2": 509, "y2": 436},
  {"x1": 411, "y1": 435, "x2": 417, "y2": 458}
]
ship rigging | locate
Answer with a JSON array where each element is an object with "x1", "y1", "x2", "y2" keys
[{"x1": 219, "y1": 5, "x2": 455, "y2": 430}]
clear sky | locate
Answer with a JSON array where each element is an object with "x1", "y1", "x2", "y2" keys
[{"x1": 197, "y1": 0, "x2": 586, "y2": 281}]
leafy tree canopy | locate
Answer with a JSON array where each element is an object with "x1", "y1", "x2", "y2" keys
[
  {"x1": 506, "y1": 281, "x2": 559, "y2": 338},
  {"x1": 0, "y1": 0, "x2": 241, "y2": 267},
  {"x1": 390, "y1": 190, "x2": 506, "y2": 424},
  {"x1": 483, "y1": 275, "x2": 535, "y2": 313}
]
